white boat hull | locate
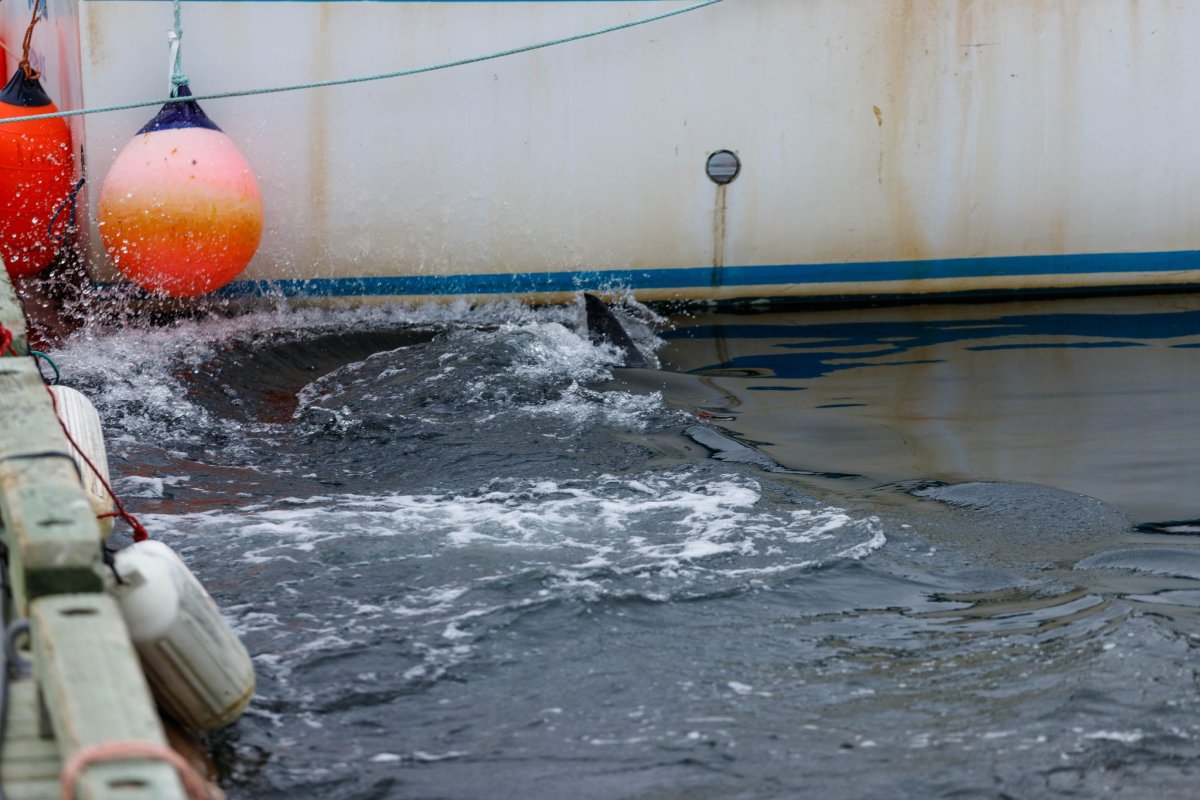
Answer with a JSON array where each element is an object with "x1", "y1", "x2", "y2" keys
[{"x1": 7, "y1": 0, "x2": 1200, "y2": 303}]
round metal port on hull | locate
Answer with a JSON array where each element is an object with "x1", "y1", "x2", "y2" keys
[{"x1": 706, "y1": 149, "x2": 741, "y2": 184}]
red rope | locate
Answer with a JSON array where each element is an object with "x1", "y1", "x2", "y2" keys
[
  {"x1": 0, "y1": 322, "x2": 16, "y2": 358},
  {"x1": 46, "y1": 386, "x2": 150, "y2": 542},
  {"x1": 60, "y1": 740, "x2": 212, "y2": 800},
  {"x1": 18, "y1": 0, "x2": 43, "y2": 80}
]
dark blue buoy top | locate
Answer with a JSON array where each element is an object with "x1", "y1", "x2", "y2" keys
[
  {"x1": 0, "y1": 68, "x2": 52, "y2": 108},
  {"x1": 137, "y1": 83, "x2": 222, "y2": 134}
]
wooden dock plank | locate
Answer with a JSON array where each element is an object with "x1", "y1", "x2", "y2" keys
[
  {"x1": 1, "y1": 780, "x2": 60, "y2": 800},
  {"x1": 2, "y1": 267, "x2": 58, "y2": 800},
  {"x1": 3, "y1": 269, "x2": 190, "y2": 800},
  {"x1": 32, "y1": 594, "x2": 188, "y2": 800},
  {"x1": 1, "y1": 679, "x2": 61, "y2": 800},
  {"x1": 0, "y1": 359, "x2": 104, "y2": 613}
]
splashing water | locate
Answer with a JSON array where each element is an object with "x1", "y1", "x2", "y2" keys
[{"x1": 42, "y1": 294, "x2": 1200, "y2": 799}]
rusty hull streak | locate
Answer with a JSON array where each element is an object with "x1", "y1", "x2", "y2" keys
[
  {"x1": 879, "y1": 0, "x2": 932, "y2": 265},
  {"x1": 83, "y1": 7, "x2": 106, "y2": 71},
  {"x1": 712, "y1": 183, "x2": 727, "y2": 281},
  {"x1": 873, "y1": 104, "x2": 884, "y2": 186}
]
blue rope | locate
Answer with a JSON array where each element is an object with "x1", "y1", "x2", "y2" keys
[
  {"x1": 29, "y1": 350, "x2": 61, "y2": 385},
  {"x1": 0, "y1": 0, "x2": 722, "y2": 125},
  {"x1": 48, "y1": 177, "x2": 86, "y2": 243}
]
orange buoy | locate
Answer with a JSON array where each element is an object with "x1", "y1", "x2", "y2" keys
[
  {"x1": 0, "y1": 68, "x2": 74, "y2": 278},
  {"x1": 98, "y1": 84, "x2": 263, "y2": 297}
]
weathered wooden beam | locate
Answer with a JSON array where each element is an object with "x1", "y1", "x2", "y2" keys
[
  {"x1": 32, "y1": 594, "x2": 187, "y2": 800},
  {"x1": 3, "y1": 267, "x2": 191, "y2": 800},
  {"x1": 0, "y1": 358, "x2": 103, "y2": 613}
]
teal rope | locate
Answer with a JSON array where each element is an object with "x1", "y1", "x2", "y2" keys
[
  {"x1": 29, "y1": 350, "x2": 60, "y2": 385},
  {"x1": 0, "y1": 0, "x2": 722, "y2": 125},
  {"x1": 170, "y1": 0, "x2": 188, "y2": 95}
]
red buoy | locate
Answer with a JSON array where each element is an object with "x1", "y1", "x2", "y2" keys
[
  {"x1": 98, "y1": 85, "x2": 263, "y2": 298},
  {"x1": 0, "y1": 68, "x2": 74, "y2": 278}
]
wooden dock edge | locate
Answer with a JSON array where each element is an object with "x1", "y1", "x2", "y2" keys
[{"x1": 1, "y1": 271, "x2": 190, "y2": 799}]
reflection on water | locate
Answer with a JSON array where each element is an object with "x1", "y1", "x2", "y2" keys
[{"x1": 659, "y1": 294, "x2": 1200, "y2": 522}]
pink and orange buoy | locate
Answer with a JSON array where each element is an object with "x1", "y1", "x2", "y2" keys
[
  {"x1": 99, "y1": 84, "x2": 263, "y2": 298},
  {"x1": 0, "y1": 68, "x2": 74, "y2": 279}
]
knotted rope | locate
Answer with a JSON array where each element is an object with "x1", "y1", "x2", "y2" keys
[
  {"x1": 168, "y1": 0, "x2": 188, "y2": 96},
  {"x1": 18, "y1": 0, "x2": 45, "y2": 80}
]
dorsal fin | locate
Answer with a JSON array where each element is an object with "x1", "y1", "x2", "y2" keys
[{"x1": 583, "y1": 294, "x2": 648, "y2": 368}]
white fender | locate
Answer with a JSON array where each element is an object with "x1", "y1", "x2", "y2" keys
[
  {"x1": 107, "y1": 540, "x2": 256, "y2": 732},
  {"x1": 49, "y1": 384, "x2": 115, "y2": 538}
]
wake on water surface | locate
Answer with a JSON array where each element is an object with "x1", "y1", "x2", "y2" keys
[{"x1": 47, "y1": 295, "x2": 1200, "y2": 799}]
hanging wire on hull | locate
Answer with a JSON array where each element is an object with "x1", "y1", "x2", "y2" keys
[{"x1": 0, "y1": 0, "x2": 724, "y2": 125}]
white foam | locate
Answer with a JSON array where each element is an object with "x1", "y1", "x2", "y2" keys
[
  {"x1": 1083, "y1": 730, "x2": 1145, "y2": 744},
  {"x1": 50, "y1": 297, "x2": 667, "y2": 449},
  {"x1": 116, "y1": 475, "x2": 165, "y2": 498},
  {"x1": 369, "y1": 753, "x2": 402, "y2": 763},
  {"x1": 525, "y1": 384, "x2": 672, "y2": 430},
  {"x1": 411, "y1": 750, "x2": 468, "y2": 763},
  {"x1": 144, "y1": 469, "x2": 885, "y2": 677}
]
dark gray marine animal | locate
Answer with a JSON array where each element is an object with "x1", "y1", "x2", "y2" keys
[{"x1": 583, "y1": 293, "x2": 648, "y2": 368}]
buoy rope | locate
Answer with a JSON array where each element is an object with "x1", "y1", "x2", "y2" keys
[
  {"x1": 46, "y1": 386, "x2": 150, "y2": 542},
  {"x1": 60, "y1": 740, "x2": 211, "y2": 800},
  {"x1": 18, "y1": 0, "x2": 46, "y2": 80},
  {"x1": 47, "y1": 177, "x2": 87, "y2": 244},
  {"x1": 168, "y1": 0, "x2": 188, "y2": 97},
  {"x1": 29, "y1": 349, "x2": 60, "y2": 384},
  {"x1": 0, "y1": 0, "x2": 722, "y2": 125}
]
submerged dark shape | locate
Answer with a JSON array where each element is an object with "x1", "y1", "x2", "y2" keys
[
  {"x1": 583, "y1": 293, "x2": 647, "y2": 368},
  {"x1": 912, "y1": 481, "x2": 1133, "y2": 566},
  {"x1": 1137, "y1": 519, "x2": 1200, "y2": 535},
  {"x1": 683, "y1": 424, "x2": 859, "y2": 479}
]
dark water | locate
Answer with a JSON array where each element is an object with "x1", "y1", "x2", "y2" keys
[{"x1": 51, "y1": 294, "x2": 1200, "y2": 799}]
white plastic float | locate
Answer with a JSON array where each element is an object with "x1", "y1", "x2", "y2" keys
[
  {"x1": 51, "y1": 381, "x2": 257, "y2": 733},
  {"x1": 48, "y1": 384, "x2": 114, "y2": 537},
  {"x1": 107, "y1": 539, "x2": 256, "y2": 732}
]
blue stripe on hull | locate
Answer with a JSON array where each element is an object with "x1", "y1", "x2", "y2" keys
[{"x1": 217, "y1": 250, "x2": 1200, "y2": 299}]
